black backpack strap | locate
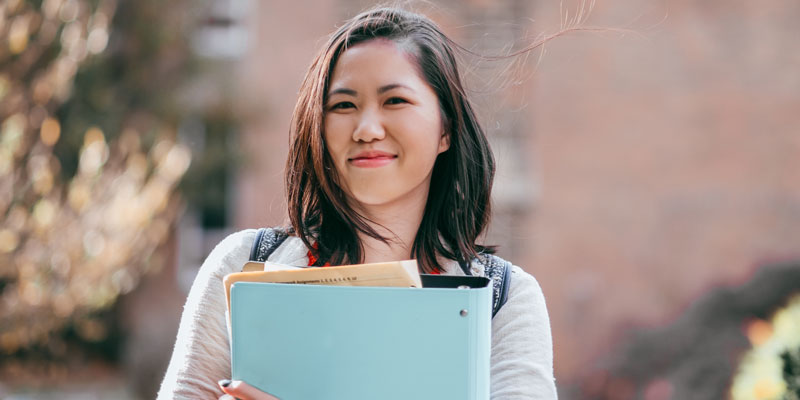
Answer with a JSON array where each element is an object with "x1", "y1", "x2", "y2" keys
[
  {"x1": 479, "y1": 255, "x2": 513, "y2": 318},
  {"x1": 249, "y1": 227, "x2": 290, "y2": 262},
  {"x1": 249, "y1": 229, "x2": 511, "y2": 316}
]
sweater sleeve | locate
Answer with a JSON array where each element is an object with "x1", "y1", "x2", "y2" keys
[
  {"x1": 157, "y1": 229, "x2": 257, "y2": 400},
  {"x1": 490, "y1": 265, "x2": 558, "y2": 399}
]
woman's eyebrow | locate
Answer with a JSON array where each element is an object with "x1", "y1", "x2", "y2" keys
[
  {"x1": 328, "y1": 83, "x2": 413, "y2": 98},
  {"x1": 328, "y1": 87, "x2": 357, "y2": 97},
  {"x1": 378, "y1": 83, "x2": 412, "y2": 94}
]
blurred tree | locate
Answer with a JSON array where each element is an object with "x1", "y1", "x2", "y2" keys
[
  {"x1": 0, "y1": 0, "x2": 216, "y2": 382},
  {"x1": 730, "y1": 294, "x2": 800, "y2": 400},
  {"x1": 782, "y1": 346, "x2": 800, "y2": 400},
  {"x1": 566, "y1": 261, "x2": 800, "y2": 400}
]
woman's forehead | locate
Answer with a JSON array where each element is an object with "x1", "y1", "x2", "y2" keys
[{"x1": 329, "y1": 40, "x2": 423, "y2": 90}]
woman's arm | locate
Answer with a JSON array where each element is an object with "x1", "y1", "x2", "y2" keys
[
  {"x1": 490, "y1": 265, "x2": 558, "y2": 399},
  {"x1": 157, "y1": 230, "x2": 257, "y2": 400}
]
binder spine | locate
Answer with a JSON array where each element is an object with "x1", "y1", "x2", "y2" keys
[
  {"x1": 474, "y1": 285, "x2": 492, "y2": 400},
  {"x1": 468, "y1": 291, "x2": 477, "y2": 400}
]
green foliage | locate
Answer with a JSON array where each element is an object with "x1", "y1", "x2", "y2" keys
[{"x1": 783, "y1": 346, "x2": 800, "y2": 400}]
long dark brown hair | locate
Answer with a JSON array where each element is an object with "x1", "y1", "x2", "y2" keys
[{"x1": 286, "y1": 7, "x2": 495, "y2": 273}]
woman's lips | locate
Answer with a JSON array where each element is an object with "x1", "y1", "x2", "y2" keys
[{"x1": 348, "y1": 152, "x2": 397, "y2": 168}]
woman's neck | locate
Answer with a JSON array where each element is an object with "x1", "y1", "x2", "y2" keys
[{"x1": 354, "y1": 190, "x2": 428, "y2": 265}]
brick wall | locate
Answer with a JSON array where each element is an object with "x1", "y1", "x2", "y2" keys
[{"x1": 528, "y1": 0, "x2": 800, "y2": 381}]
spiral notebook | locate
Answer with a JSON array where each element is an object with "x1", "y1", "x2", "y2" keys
[{"x1": 228, "y1": 274, "x2": 492, "y2": 400}]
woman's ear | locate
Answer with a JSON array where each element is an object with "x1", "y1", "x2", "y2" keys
[{"x1": 438, "y1": 132, "x2": 450, "y2": 154}]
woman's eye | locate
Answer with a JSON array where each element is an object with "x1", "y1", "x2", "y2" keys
[
  {"x1": 385, "y1": 97, "x2": 408, "y2": 105},
  {"x1": 330, "y1": 101, "x2": 355, "y2": 110}
]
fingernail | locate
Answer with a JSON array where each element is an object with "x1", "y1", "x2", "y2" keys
[{"x1": 218, "y1": 379, "x2": 231, "y2": 388}]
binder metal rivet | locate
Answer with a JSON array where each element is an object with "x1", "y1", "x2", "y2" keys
[
  {"x1": 457, "y1": 285, "x2": 470, "y2": 289},
  {"x1": 460, "y1": 309, "x2": 468, "y2": 317}
]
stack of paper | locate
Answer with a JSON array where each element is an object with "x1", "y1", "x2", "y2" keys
[{"x1": 223, "y1": 260, "x2": 423, "y2": 312}]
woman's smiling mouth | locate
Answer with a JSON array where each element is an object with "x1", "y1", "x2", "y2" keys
[{"x1": 348, "y1": 151, "x2": 398, "y2": 167}]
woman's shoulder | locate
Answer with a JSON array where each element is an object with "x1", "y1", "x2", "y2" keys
[
  {"x1": 478, "y1": 256, "x2": 556, "y2": 396},
  {"x1": 216, "y1": 228, "x2": 259, "y2": 250},
  {"x1": 473, "y1": 254, "x2": 545, "y2": 304},
  {"x1": 474, "y1": 253, "x2": 540, "y2": 282},
  {"x1": 197, "y1": 229, "x2": 259, "y2": 278},
  {"x1": 202, "y1": 227, "x2": 310, "y2": 269}
]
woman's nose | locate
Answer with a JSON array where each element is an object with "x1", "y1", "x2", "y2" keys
[{"x1": 352, "y1": 109, "x2": 386, "y2": 142}]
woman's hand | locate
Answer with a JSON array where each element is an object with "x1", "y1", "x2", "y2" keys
[{"x1": 218, "y1": 379, "x2": 279, "y2": 400}]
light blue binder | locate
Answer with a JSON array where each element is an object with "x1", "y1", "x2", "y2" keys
[{"x1": 229, "y1": 274, "x2": 492, "y2": 400}]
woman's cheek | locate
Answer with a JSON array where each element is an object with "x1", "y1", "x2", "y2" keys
[{"x1": 323, "y1": 120, "x2": 348, "y2": 161}]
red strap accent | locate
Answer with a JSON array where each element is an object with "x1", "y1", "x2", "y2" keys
[
  {"x1": 307, "y1": 243, "x2": 330, "y2": 267},
  {"x1": 307, "y1": 243, "x2": 440, "y2": 273}
]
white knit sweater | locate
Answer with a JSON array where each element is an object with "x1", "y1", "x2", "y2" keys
[{"x1": 157, "y1": 229, "x2": 557, "y2": 399}]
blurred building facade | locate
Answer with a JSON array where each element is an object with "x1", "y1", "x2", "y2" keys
[{"x1": 524, "y1": 0, "x2": 800, "y2": 383}]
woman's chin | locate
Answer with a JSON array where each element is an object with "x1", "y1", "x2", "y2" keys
[
  {"x1": 348, "y1": 191, "x2": 398, "y2": 207},
  {"x1": 345, "y1": 178, "x2": 431, "y2": 210}
]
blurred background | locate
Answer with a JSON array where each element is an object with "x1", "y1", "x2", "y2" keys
[{"x1": 1, "y1": 0, "x2": 799, "y2": 399}]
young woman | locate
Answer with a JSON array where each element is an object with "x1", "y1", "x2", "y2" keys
[{"x1": 159, "y1": 7, "x2": 556, "y2": 399}]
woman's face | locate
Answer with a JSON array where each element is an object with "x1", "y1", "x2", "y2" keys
[{"x1": 324, "y1": 40, "x2": 449, "y2": 210}]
